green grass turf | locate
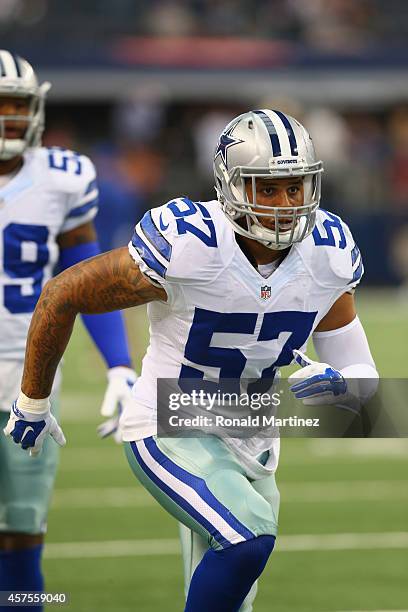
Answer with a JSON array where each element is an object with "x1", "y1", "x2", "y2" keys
[{"x1": 43, "y1": 289, "x2": 408, "y2": 611}]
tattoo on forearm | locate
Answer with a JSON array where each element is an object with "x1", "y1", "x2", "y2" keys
[{"x1": 22, "y1": 247, "x2": 164, "y2": 398}]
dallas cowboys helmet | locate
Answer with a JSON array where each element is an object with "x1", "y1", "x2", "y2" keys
[
  {"x1": 213, "y1": 109, "x2": 323, "y2": 250},
  {"x1": 0, "y1": 50, "x2": 50, "y2": 160}
]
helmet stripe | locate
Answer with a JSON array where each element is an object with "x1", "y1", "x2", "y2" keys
[
  {"x1": 254, "y1": 110, "x2": 281, "y2": 156},
  {"x1": 11, "y1": 53, "x2": 22, "y2": 77},
  {"x1": 272, "y1": 110, "x2": 298, "y2": 156},
  {"x1": 0, "y1": 51, "x2": 17, "y2": 78},
  {"x1": 0, "y1": 53, "x2": 5, "y2": 77}
]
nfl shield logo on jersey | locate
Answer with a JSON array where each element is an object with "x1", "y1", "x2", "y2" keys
[{"x1": 260, "y1": 285, "x2": 271, "y2": 300}]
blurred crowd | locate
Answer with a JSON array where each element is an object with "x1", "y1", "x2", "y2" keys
[
  {"x1": 41, "y1": 99, "x2": 408, "y2": 288},
  {"x1": 0, "y1": 0, "x2": 407, "y2": 49},
  {"x1": 2, "y1": 1, "x2": 405, "y2": 287}
]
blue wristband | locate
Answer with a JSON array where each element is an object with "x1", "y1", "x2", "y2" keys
[{"x1": 59, "y1": 242, "x2": 132, "y2": 368}]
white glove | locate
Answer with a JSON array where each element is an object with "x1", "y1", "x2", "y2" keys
[
  {"x1": 288, "y1": 350, "x2": 359, "y2": 413},
  {"x1": 97, "y1": 366, "x2": 137, "y2": 442},
  {"x1": 3, "y1": 398, "x2": 66, "y2": 457}
]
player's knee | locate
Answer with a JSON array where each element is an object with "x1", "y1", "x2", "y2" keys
[
  {"x1": 236, "y1": 535, "x2": 275, "y2": 570},
  {"x1": 220, "y1": 535, "x2": 275, "y2": 578},
  {"x1": 0, "y1": 532, "x2": 43, "y2": 551}
]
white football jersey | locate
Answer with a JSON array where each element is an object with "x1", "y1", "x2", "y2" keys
[
  {"x1": 0, "y1": 146, "x2": 98, "y2": 365},
  {"x1": 124, "y1": 198, "x2": 363, "y2": 477}
]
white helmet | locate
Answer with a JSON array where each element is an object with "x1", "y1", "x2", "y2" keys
[
  {"x1": 0, "y1": 50, "x2": 50, "y2": 160},
  {"x1": 213, "y1": 109, "x2": 323, "y2": 250}
]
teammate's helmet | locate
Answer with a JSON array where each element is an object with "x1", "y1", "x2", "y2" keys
[
  {"x1": 213, "y1": 109, "x2": 323, "y2": 250},
  {"x1": 0, "y1": 50, "x2": 50, "y2": 160}
]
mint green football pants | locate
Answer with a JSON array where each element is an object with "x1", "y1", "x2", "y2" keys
[
  {"x1": 125, "y1": 435, "x2": 280, "y2": 610},
  {"x1": 0, "y1": 401, "x2": 60, "y2": 535}
]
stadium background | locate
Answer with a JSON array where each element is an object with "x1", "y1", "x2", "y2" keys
[{"x1": 2, "y1": 1, "x2": 408, "y2": 610}]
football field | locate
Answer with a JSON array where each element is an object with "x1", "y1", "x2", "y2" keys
[{"x1": 44, "y1": 289, "x2": 408, "y2": 611}]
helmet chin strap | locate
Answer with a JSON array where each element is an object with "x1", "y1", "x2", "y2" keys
[
  {"x1": 250, "y1": 213, "x2": 311, "y2": 250},
  {"x1": 251, "y1": 221, "x2": 296, "y2": 250},
  {"x1": 0, "y1": 137, "x2": 26, "y2": 160}
]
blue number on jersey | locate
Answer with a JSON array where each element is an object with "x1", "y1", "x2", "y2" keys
[
  {"x1": 48, "y1": 148, "x2": 82, "y2": 175},
  {"x1": 3, "y1": 223, "x2": 49, "y2": 314},
  {"x1": 180, "y1": 307, "x2": 317, "y2": 393},
  {"x1": 167, "y1": 198, "x2": 217, "y2": 247},
  {"x1": 312, "y1": 210, "x2": 346, "y2": 249},
  {"x1": 181, "y1": 308, "x2": 257, "y2": 391}
]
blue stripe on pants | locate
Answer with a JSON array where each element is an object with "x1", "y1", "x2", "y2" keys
[
  {"x1": 131, "y1": 438, "x2": 255, "y2": 547},
  {"x1": 144, "y1": 437, "x2": 254, "y2": 541}
]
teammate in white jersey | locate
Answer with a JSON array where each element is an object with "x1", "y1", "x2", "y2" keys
[
  {"x1": 5, "y1": 108, "x2": 378, "y2": 611},
  {"x1": 0, "y1": 50, "x2": 136, "y2": 608}
]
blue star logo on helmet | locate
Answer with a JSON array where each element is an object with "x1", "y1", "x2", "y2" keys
[{"x1": 215, "y1": 123, "x2": 243, "y2": 167}]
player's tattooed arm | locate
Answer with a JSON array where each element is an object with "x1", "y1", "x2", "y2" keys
[{"x1": 21, "y1": 247, "x2": 166, "y2": 398}]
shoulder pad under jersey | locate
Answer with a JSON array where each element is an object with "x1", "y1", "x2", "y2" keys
[
  {"x1": 37, "y1": 147, "x2": 99, "y2": 232},
  {"x1": 128, "y1": 197, "x2": 232, "y2": 287},
  {"x1": 299, "y1": 208, "x2": 363, "y2": 290}
]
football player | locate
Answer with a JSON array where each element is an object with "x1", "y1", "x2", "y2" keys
[
  {"x1": 0, "y1": 50, "x2": 136, "y2": 609},
  {"x1": 5, "y1": 109, "x2": 379, "y2": 611}
]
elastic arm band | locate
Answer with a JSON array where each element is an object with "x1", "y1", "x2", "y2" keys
[{"x1": 313, "y1": 317, "x2": 379, "y2": 405}]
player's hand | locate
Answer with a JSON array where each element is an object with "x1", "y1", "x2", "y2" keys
[
  {"x1": 97, "y1": 366, "x2": 137, "y2": 443},
  {"x1": 3, "y1": 401, "x2": 66, "y2": 457},
  {"x1": 288, "y1": 350, "x2": 347, "y2": 406}
]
